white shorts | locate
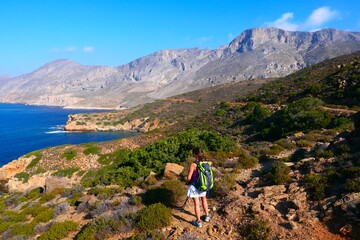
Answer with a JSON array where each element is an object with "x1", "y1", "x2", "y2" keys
[{"x1": 187, "y1": 184, "x2": 207, "y2": 198}]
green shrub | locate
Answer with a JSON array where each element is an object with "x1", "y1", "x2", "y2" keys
[
  {"x1": 80, "y1": 129, "x2": 236, "y2": 188},
  {"x1": 14, "y1": 172, "x2": 30, "y2": 183},
  {"x1": 136, "y1": 203, "x2": 172, "y2": 231},
  {"x1": 236, "y1": 149, "x2": 259, "y2": 169},
  {"x1": 2, "y1": 210, "x2": 27, "y2": 222},
  {"x1": 34, "y1": 167, "x2": 46, "y2": 174},
  {"x1": 213, "y1": 173, "x2": 237, "y2": 197},
  {"x1": 83, "y1": 143, "x2": 101, "y2": 155},
  {"x1": 304, "y1": 173, "x2": 327, "y2": 200},
  {"x1": 33, "y1": 208, "x2": 54, "y2": 223},
  {"x1": 130, "y1": 230, "x2": 165, "y2": 240},
  {"x1": 142, "y1": 180, "x2": 186, "y2": 206},
  {"x1": 329, "y1": 116, "x2": 353, "y2": 130},
  {"x1": 267, "y1": 161, "x2": 291, "y2": 185},
  {"x1": 67, "y1": 192, "x2": 84, "y2": 206},
  {"x1": 296, "y1": 139, "x2": 313, "y2": 148},
  {"x1": 259, "y1": 97, "x2": 333, "y2": 140},
  {"x1": 344, "y1": 177, "x2": 360, "y2": 192},
  {"x1": 88, "y1": 186, "x2": 121, "y2": 199},
  {"x1": 39, "y1": 193, "x2": 56, "y2": 203},
  {"x1": 61, "y1": 149, "x2": 77, "y2": 161},
  {"x1": 0, "y1": 222, "x2": 12, "y2": 233},
  {"x1": 10, "y1": 222, "x2": 36, "y2": 237},
  {"x1": 26, "y1": 187, "x2": 43, "y2": 199},
  {"x1": 22, "y1": 204, "x2": 50, "y2": 217},
  {"x1": 39, "y1": 221, "x2": 78, "y2": 240},
  {"x1": 262, "y1": 144, "x2": 285, "y2": 156},
  {"x1": 75, "y1": 215, "x2": 131, "y2": 240},
  {"x1": 25, "y1": 151, "x2": 42, "y2": 169},
  {"x1": 52, "y1": 167, "x2": 80, "y2": 178},
  {"x1": 240, "y1": 219, "x2": 270, "y2": 240}
]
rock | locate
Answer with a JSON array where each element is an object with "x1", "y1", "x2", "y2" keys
[
  {"x1": 0, "y1": 156, "x2": 34, "y2": 181},
  {"x1": 246, "y1": 177, "x2": 260, "y2": 188},
  {"x1": 145, "y1": 171, "x2": 157, "y2": 182},
  {"x1": 290, "y1": 221, "x2": 298, "y2": 230},
  {"x1": 164, "y1": 163, "x2": 184, "y2": 179},
  {"x1": 45, "y1": 176, "x2": 72, "y2": 193},
  {"x1": 7, "y1": 175, "x2": 46, "y2": 193},
  {"x1": 262, "y1": 185, "x2": 286, "y2": 197}
]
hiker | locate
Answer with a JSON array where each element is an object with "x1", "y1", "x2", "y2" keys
[{"x1": 186, "y1": 147, "x2": 211, "y2": 227}]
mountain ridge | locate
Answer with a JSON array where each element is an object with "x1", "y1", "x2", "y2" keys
[{"x1": 1, "y1": 27, "x2": 360, "y2": 108}]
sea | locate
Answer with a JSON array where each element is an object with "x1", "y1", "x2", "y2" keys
[{"x1": 0, "y1": 103, "x2": 138, "y2": 167}]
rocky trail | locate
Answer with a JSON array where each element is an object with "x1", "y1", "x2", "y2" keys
[{"x1": 163, "y1": 163, "x2": 345, "y2": 240}]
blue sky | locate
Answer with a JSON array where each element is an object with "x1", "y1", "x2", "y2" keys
[{"x1": 1, "y1": 0, "x2": 359, "y2": 76}]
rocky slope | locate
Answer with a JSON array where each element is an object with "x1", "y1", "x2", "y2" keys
[{"x1": 0, "y1": 28, "x2": 359, "y2": 108}]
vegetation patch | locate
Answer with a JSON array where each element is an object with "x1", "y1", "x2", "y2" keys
[
  {"x1": 136, "y1": 203, "x2": 172, "y2": 231},
  {"x1": 14, "y1": 172, "x2": 30, "y2": 183},
  {"x1": 142, "y1": 179, "x2": 186, "y2": 206},
  {"x1": 39, "y1": 221, "x2": 78, "y2": 240},
  {"x1": 266, "y1": 161, "x2": 291, "y2": 185},
  {"x1": 52, "y1": 167, "x2": 80, "y2": 178},
  {"x1": 61, "y1": 149, "x2": 77, "y2": 161},
  {"x1": 26, "y1": 151, "x2": 42, "y2": 169},
  {"x1": 83, "y1": 143, "x2": 101, "y2": 155}
]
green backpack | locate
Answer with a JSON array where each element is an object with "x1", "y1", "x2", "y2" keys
[{"x1": 196, "y1": 161, "x2": 214, "y2": 191}]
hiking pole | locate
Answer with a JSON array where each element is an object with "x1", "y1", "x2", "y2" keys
[{"x1": 180, "y1": 196, "x2": 189, "y2": 210}]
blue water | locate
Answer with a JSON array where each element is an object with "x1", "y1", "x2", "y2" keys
[{"x1": 0, "y1": 104, "x2": 138, "y2": 167}]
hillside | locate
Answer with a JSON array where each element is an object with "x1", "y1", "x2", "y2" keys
[
  {"x1": 0, "y1": 28, "x2": 360, "y2": 109},
  {"x1": 0, "y1": 52, "x2": 359, "y2": 239}
]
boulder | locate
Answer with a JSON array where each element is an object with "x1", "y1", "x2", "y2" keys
[
  {"x1": 45, "y1": 176, "x2": 72, "y2": 193},
  {"x1": 164, "y1": 163, "x2": 184, "y2": 179},
  {"x1": 0, "y1": 156, "x2": 33, "y2": 181}
]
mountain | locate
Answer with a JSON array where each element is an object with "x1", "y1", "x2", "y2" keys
[
  {"x1": 0, "y1": 27, "x2": 360, "y2": 108},
  {"x1": 0, "y1": 51, "x2": 359, "y2": 239}
]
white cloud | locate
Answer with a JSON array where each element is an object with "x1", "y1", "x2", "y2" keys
[
  {"x1": 265, "y1": 12, "x2": 299, "y2": 31},
  {"x1": 228, "y1": 32, "x2": 234, "y2": 41},
  {"x1": 265, "y1": 6, "x2": 340, "y2": 31},
  {"x1": 83, "y1": 46, "x2": 94, "y2": 53},
  {"x1": 50, "y1": 46, "x2": 77, "y2": 52},
  {"x1": 195, "y1": 36, "x2": 213, "y2": 45},
  {"x1": 305, "y1": 7, "x2": 338, "y2": 27}
]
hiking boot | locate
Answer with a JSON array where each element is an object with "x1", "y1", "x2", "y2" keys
[
  {"x1": 191, "y1": 220, "x2": 202, "y2": 228},
  {"x1": 204, "y1": 215, "x2": 211, "y2": 222}
]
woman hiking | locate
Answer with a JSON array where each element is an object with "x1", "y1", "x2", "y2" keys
[{"x1": 186, "y1": 147, "x2": 211, "y2": 227}]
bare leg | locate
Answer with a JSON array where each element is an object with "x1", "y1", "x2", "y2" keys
[
  {"x1": 201, "y1": 196, "x2": 209, "y2": 216},
  {"x1": 192, "y1": 197, "x2": 201, "y2": 221}
]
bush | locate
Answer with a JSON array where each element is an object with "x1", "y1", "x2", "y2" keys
[
  {"x1": 34, "y1": 208, "x2": 54, "y2": 223},
  {"x1": 237, "y1": 149, "x2": 259, "y2": 169},
  {"x1": 25, "y1": 151, "x2": 42, "y2": 169},
  {"x1": 39, "y1": 193, "x2": 56, "y2": 203},
  {"x1": 213, "y1": 173, "x2": 237, "y2": 197},
  {"x1": 259, "y1": 97, "x2": 333, "y2": 140},
  {"x1": 61, "y1": 149, "x2": 77, "y2": 161},
  {"x1": 27, "y1": 187, "x2": 43, "y2": 199},
  {"x1": 304, "y1": 173, "x2": 327, "y2": 200},
  {"x1": 10, "y1": 222, "x2": 36, "y2": 237},
  {"x1": 130, "y1": 230, "x2": 165, "y2": 240},
  {"x1": 344, "y1": 177, "x2": 360, "y2": 192},
  {"x1": 75, "y1": 215, "x2": 132, "y2": 240},
  {"x1": 39, "y1": 221, "x2": 78, "y2": 240},
  {"x1": 136, "y1": 203, "x2": 172, "y2": 231},
  {"x1": 52, "y1": 168, "x2": 80, "y2": 178},
  {"x1": 142, "y1": 180, "x2": 186, "y2": 206},
  {"x1": 14, "y1": 172, "x2": 30, "y2": 183},
  {"x1": 267, "y1": 161, "x2": 291, "y2": 185},
  {"x1": 80, "y1": 129, "x2": 236, "y2": 188},
  {"x1": 83, "y1": 143, "x2": 101, "y2": 155},
  {"x1": 240, "y1": 219, "x2": 271, "y2": 240}
]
